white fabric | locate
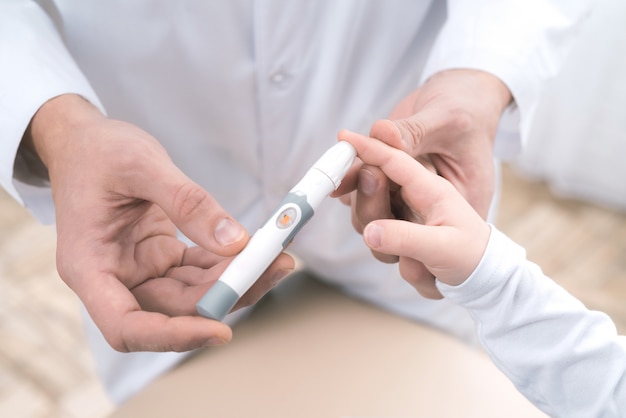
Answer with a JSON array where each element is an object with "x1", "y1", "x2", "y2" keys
[
  {"x1": 0, "y1": 0, "x2": 593, "y2": 403},
  {"x1": 438, "y1": 227, "x2": 626, "y2": 417},
  {"x1": 515, "y1": 0, "x2": 626, "y2": 210}
]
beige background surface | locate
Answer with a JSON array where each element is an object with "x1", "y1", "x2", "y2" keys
[{"x1": 112, "y1": 274, "x2": 548, "y2": 418}]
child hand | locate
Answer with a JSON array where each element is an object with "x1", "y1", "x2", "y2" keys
[{"x1": 338, "y1": 130, "x2": 491, "y2": 291}]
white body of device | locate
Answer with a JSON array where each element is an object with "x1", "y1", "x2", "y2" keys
[{"x1": 196, "y1": 141, "x2": 357, "y2": 321}]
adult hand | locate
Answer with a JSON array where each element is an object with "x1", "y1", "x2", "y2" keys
[
  {"x1": 336, "y1": 69, "x2": 510, "y2": 298},
  {"x1": 25, "y1": 94, "x2": 294, "y2": 352},
  {"x1": 339, "y1": 130, "x2": 491, "y2": 289}
]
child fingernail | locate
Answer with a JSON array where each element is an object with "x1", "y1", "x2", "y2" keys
[{"x1": 365, "y1": 223, "x2": 383, "y2": 248}]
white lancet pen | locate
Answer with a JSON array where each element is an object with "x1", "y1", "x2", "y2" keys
[{"x1": 196, "y1": 141, "x2": 357, "y2": 321}]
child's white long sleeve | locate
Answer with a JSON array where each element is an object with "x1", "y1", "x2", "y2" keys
[{"x1": 437, "y1": 226, "x2": 626, "y2": 417}]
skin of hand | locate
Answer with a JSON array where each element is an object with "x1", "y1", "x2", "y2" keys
[
  {"x1": 335, "y1": 69, "x2": 511, "y2": 298},
  {"x1": 24, "y1": 94, "x2": 295, "y2": 352},
  {"x1": 339, "y1": 130, "x2": 491, "y2": 288}
]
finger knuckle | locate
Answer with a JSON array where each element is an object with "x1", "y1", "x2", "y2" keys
[
  {"x1": 108, "y1": 334, "x2": 131, "y2": 353},
  {"x1": 172, "y1": 183, "x2": 208, "y2": 222},
  {"x1": 397, "y1": 119, "x2": 426, "y2": 153},
  {"x1": 449, "y1": 107, "x2": 475, "y2": 134}
]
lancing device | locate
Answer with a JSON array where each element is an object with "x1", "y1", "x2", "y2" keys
[{"x1": 196, "y1": 141, "x2": 357, "y2": 321}]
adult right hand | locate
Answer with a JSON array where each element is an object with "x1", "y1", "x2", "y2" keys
[{"x1": 24, "y1": 94, "x2": 294, "y2": 352}]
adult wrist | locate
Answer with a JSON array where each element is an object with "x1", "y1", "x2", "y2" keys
[
  {"x1": 23, "y1": 94, "x2": 103, "y2": 172},
  {"x1": 430, "y1": 69, "x2": 512, "y2": 113}
]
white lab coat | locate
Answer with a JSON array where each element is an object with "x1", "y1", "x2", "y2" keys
[
  {"x1": 0, "y1": 0, "x2": 593, "y2": 403},
  {"x1": 515, "y1": 0, "x2": 626, "y2": 211}
]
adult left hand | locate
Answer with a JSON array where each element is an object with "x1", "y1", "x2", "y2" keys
[{"x1": 336, "y1": 69, "x2": 511, "y2": 299}]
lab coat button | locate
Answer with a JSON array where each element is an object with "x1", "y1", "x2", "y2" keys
[{"x1": 269, "y1": 71, "x2": 292, "y2": 87}]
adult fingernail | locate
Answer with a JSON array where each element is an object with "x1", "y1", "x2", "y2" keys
[
  {"x1": 203, "y1": 337, "x2": 228, "y2": 347},
  {"x1": 365, "y1": 223, "x2": 383, "y2": 248},
  {"x1": 214, "y1": 218, "x2": 245, "y2": 246},
  {"x1": 359, "y1": 169, "x2": 378, "y2": 196},
  {"x1": 271, "y1": 269, "x2": 292, "y2": 287}
]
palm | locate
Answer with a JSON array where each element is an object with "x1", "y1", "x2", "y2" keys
[
  {"x1": 90, "y1": 200, "x2": 210, "y2": 314},
  {"x1": 53, "y1": 181, "x2": 230, "y2": 350}
]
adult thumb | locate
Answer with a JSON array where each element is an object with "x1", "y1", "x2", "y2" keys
[
  {"x1": 140, "y1": 165, "x2": 247, "y2": 256},
  {"x1": 370, "y1": 106, "x2": 447, "y2": 158},
  {"x1": 370, "y1": 117, "x2": 429, "y2": 158}
]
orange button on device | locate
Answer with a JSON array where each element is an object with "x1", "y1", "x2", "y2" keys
[{"x1": 276, "y1": 207, "x2": 297, "y2": 229}]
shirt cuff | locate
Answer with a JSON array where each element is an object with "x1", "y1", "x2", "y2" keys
[
  {"x1": 421, "y1": 1, "x2": 593, "y2": 152},
  {"x1": 436, "y1": 225, "x2": 526, "y2": 306},
  {"x1": 0, "y1": 2, "x2": 104, "y2": 222}
]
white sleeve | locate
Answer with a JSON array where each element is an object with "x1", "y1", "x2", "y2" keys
[
  {"x1": 0, "y1": 1, "x2": 104, "y2": 222},
  {"x1": 422, "y1": 0, "x2": 594, "y2": 158},
  {"x1": 437, "y1": 227, "x2": 626, "y2": 417}
]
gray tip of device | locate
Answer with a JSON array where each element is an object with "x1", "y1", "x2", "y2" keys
[{"x1": 196, "y1": 281, "x2": 240, "y2": 321}]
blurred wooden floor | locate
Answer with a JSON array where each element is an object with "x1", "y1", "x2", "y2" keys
[
  {"x1": 0, "y1": 164, "x2": 625, "y2": 417},
  {"x1": 0, "y1": 190, "x2": 114, "y2": 417},
  {"x1": 498, "y1": 165, "x2": 626, "y2": 334}
]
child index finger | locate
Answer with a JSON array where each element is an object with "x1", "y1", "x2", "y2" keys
[{"x1": 338, "y1": 129, "x2": 441, "y2": 198}]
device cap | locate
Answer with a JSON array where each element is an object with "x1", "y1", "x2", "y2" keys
[
  {"x1": 196, "y1": 281, "x2": 240, "y2": 321},
  {"x1": 312, "y1": 141, "x2": 357, "y2": 189}
]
